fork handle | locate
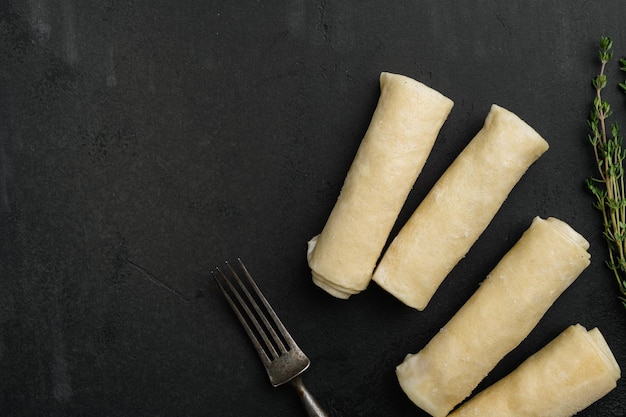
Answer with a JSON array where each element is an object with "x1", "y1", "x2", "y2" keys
[{"x1": 290, "y1": 376, "x2": 330, "y2": 417}]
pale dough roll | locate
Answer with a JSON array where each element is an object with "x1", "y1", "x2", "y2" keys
[
  {"x1": 449, "y1": 324, "x2": 620, "y2": 417},
  {"x1": 372, "y1": 104, "x2": 549, "y2": 310},
  {"x1": 307, "y1": 72, "x2": 454, "y2": 298},
  {"x1": 396, "y1": 216, "x2": 591, "y2": 417}
]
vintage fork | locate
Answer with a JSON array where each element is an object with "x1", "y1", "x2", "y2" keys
[{"x1": 213, "y1": 258, "x2": 329, "y2": 417}]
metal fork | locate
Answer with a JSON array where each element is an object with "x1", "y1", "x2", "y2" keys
[{"x1": 213, "y1": 258, "x2": 329, "y2": 417}]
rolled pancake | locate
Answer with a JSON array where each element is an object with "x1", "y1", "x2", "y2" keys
[
  {"x1": 449, "y1": 324, "x2": 620, "y2": 417},
  {"x1": 396, "y1": 217, "x2": 591, "y2": 417},
  {"x1": 372, "y1": 104, "x2": 549, "y2": 310},
  {"x1": 307, "y1": 72, "x2": 454, "y2": 298}
]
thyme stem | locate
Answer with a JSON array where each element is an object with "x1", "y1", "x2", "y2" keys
[{"x1": 587, "y1": 36, "x2": 626, "y2": 308}]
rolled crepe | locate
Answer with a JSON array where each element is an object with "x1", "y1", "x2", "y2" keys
[
  {"x1": 449, "y1": 324, "x2": 620, "y2": 417},
  {"x1": 372, "y1": 104, "x2": 549, "y2": 310},
  {"x1": 307, "y1": 72, "x2": 454, "y2": 299},
  {"x1": 396, "y1": 216, "x2": 591, "y2": 417}
]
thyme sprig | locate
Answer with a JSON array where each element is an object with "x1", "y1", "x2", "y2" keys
[{"x1": 586, "y1": 36, "x2": 626, "y2": 308}]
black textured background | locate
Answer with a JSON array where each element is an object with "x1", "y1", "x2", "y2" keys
[{"x1": 2, "y1": 1, "x2": 626, "y2": 416}]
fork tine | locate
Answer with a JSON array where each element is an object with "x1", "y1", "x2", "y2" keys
[
  {"x1": 213, "y1": 259, "x2": 291, "y2": 365},
  {"x1": 234, "y1": 258, "x2": 299, "y2": 349},
  {"x1": 213, "y1": 266, "x2": 276, "y2": 365},
  {"x1": 227, "y1": 259, "x2": 290, "y2": 356}
]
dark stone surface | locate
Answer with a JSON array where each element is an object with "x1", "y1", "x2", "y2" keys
[{"x1": 2, "y1": 0, "x2": 626, "y2": 416}]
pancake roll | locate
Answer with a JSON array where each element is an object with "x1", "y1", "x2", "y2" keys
[
  {"x1": 373, "y1": 104, "x2": 549, "y2": 310},
  {"x1": 449, "y1": 324, "x2": 620, "y2": 417},
  {"x1": 307, "y1": 72, "x2": 454, "y2": 298}
]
